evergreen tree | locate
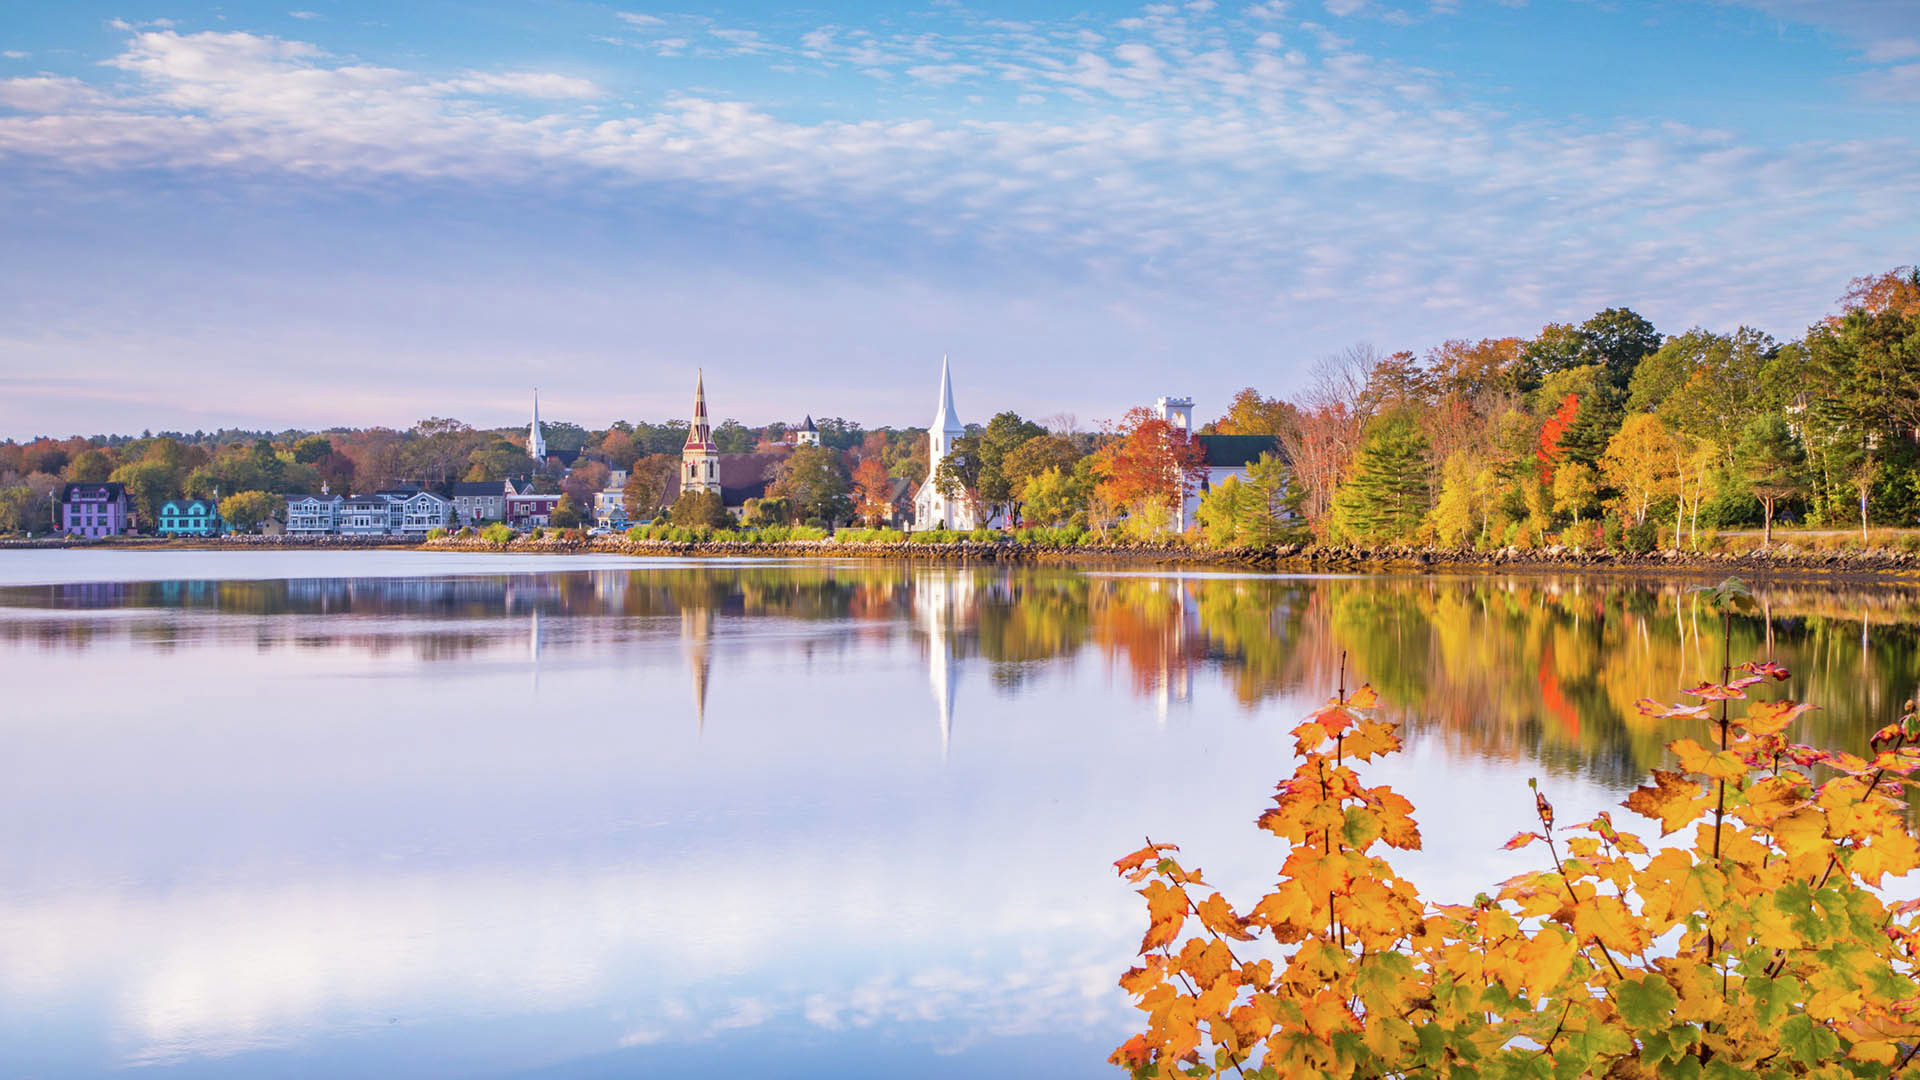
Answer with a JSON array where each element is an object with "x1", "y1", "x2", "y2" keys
[
  {"x1": 1328, "y1": 414, "x2": 1430, "y2": 543},
  {"x1": 1733, "y1": 414, "x2": 1805, "y2": 545}
]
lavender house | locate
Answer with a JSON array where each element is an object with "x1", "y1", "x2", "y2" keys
[{"x1": 61, "y1": 483, "x2": 135, "y2": 538}]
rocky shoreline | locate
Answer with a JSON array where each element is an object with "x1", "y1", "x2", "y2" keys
[{"x1": 8, "y1": 532, "x2": 1920, "y2": 583}]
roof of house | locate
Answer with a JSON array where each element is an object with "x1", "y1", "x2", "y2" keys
[
  {"x1": 373, "y1": 487, "x2": 420, "y2": 498},
  {"x1": 287, "y1": 493, "x2": 345, "y2": 504},
  {"x1": 160, "y1": 499, "x2": 218, "y2": 513},
  {"x1": 451, "y1": 481, "x2": 506, "y2": 497},
  {"x1": 1195, "y1": 434, "x2": 1284, "y2": 469},
  {"x1": 61, "y1": 482, "x2": 127, "y2": 501},
  {"x1": 548, "y1": 447, "x2": 583, "y2": 467}
]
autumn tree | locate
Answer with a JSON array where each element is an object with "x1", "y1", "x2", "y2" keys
[
  {"x1": 1090, "y1": 406, "x2": 1206, "y2": 532},
  {"x1": 1734, "y1": 414, "x2": 1806, "y2": 545},
  {"x1": 1599, "y1": 413, "x2": 1679, "y2": 529},
  {"x1": 850, "y1": 457, "x2": 893, "y2": 527},
  {"x1": 768, "y1": 444, "x2": 850, "y2": 525},
  {"x1": 1019, "y1": 464, "x2": 1092, "y2": 528},
  {"x1": 669, "y1": 490, "x2": 729, "y2": 529},
  {"x1": 218, "y1": 490, "x2": 282, "y2": 533},
  {"x1": 549, "y1": 494, "x2": 584, "y2": 529},
  {"x1": 1551, "y1": 459, "x2": 1598, "y2": 529},
  {"x1": 622, "y1": 454, "x2": 674, "y2": 520},
  {"x1": 1207, "y1": 388, "x2": 1294, "y2": 436}
]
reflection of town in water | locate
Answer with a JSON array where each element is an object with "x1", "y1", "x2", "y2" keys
[{"x1": 4, "y1": 566, "x2": 1918, "y2": 782}]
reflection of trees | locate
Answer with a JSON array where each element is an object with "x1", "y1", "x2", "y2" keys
[{"x1": 5, "y1": 566, "x2": 1920, "y2": 783}]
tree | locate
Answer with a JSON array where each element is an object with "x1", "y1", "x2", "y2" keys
[
  {"x1": 669, "y1": 490, "x2": 730, "y2": 529},
  {"x1": 218, "y1": 490, "x2": 282, "y2": 533},
  {"x1": 1428, "y1": 451, "x2": 1479, "y2": 548},
  {"x1": 1734, "y1": 414, "x2": 1806, "y2": 545},
  {"x1": 999, "y1": 434, "x2": 1083, "y2": 500},
  {"x1": 1209, "y1": 388, "x2": 1294, "y2": 436},
  {"x1": 1019, "y1": 465, "x2": 1090, "y2": 527},
  {"x1": 767, "y1": 445, "x2": 850, "y2": 525},
  {"x1": 1239, "y1": 452, "x2": 1307, "y2": 547},
  {"x1": 466, "y1": 439, "x2": 538, "y2": 483},
  {"x1": 741, "y1": 496, "x2": 794, "y2": 528},
  {"x1": 549, "y1": 494, "x2": 583, "y2": 529},
  {"x1": 851, "y1": 457, "x2": 893, "y2": 526},
  {"x1": 1550, "y1": 460, "x2": 1598, "y2": 529},
  {"x1": 1195, "y1": 475, "x2": 1253, "y2": 546},
  {"x1": 108, "y1": 460, "x2": 173, "y2": 529},
  {"x1": 622, "y1": 454, "x2": 674, "y2": 520},
  {"x1": 1327, "y1": 413, "x2": 1430, "y2": 544},
  {"x1": 561, "y1": 460, "x2": 609, "y2": 508},
  {"x1": 1090, "y1": 406, "x2": 1206, "y2": 531},
  {"x1": 291, "y1": 435, "x2": 333, "y2": 464},
  {"x1": 1599, "y1": 413, "x2": 1679, "y2": 528},
  {"x1": 63, "y1": 448, "x2": 117, "y2": 482}
]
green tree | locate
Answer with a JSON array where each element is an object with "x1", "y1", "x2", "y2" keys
[
  {"x1": 669, "y1": 490, "x2": 730, "y2": 529},
  {"x1": 1734, "y1": 413, "x2": 1806, "y2": 545},
  {"x1": 1195, "y1": 475, "x2": 1253, "y2": 546},
  {"x1": 291, "y1": 435, "x2": 334, "y2": 464},
  {"x1": 108, "y1": 460, "x2": 173, "y2": 529},
  {"x1": 218, "y1": 490, "x2": 283, "y2": 533},
  {"x1": 741, "y1": 495, "x2": 794, "y2": 528},
  {"x1": 63, "y1": 448, "x2": 117, "y2": 482},
  {"x1": 768, "y1": 444, "x2": 851, "y2": 525},
  {"x1": 549, "y1": 493, "x2": 583, "y2": 528},
  {"x1": 1327, "y1": 414, "x2": 1431, "y2": 544},
  {"x1": 1239, "y1": 452, "x2": 1307, "y2": 547},
  {"x1": 465, "y1": 439, "x2": 537, "y2": 483},
  {"x1": 1018, "y1": 466, "x2": 1089, "y2": 527}
]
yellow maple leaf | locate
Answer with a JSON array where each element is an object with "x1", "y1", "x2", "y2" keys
[{"x1": 1625, "y1": 769, "x2": 1712, "y2": 835}]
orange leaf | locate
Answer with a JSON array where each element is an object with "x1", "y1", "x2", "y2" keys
[
  {"x1": 1741, "y1": 700, "x2": 1815, "y2": 737},
  {"x1": 1504, "y1": 831, "x2": 1545, "y2": 850},
  {"x1": 1196, "y1": 891, "x2": 1255, "y2": 941},
  {"x1": 1109, "y1": 1034, "x2": 1153, "y2": 1068},
  {"x1": 1682, "y1": 681, "x2": 1746, "y2": 701},
  {"x1": 1671, "y1": 737, "x2": 1749, "y2": 781},
  {"x1": 1141, "y1": 880, "x2": 1188, "y2": 952},
  {"x1": 1624, "y1": 769, "x2": 1711, "y2": 835},
  {"x1": 1739, "y1": 659, "x2": 1791, "y2": 681},
  {"x1": 1345, "y1": 683, "x2": 1380, "y2": 709},
  {"x1": 1115, "y1": 843, "x2": 1174, "y2": 880},
  {"x1": 1637, "y1": 697, "x2": 1711, "y2": 720}
]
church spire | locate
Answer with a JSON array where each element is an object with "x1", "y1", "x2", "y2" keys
[
  {"x1": 527, "y1": 387, "x2": 546, "y2": 461},
  {"x1": 933, "y1": 354, "x2": 963, "y2": 435},
  {"x1": 685, "y1": 369, "x2": 713, "y2": 449}
]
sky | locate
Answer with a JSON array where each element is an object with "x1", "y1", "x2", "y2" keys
[{"x1": 1, "y1": 0, "x2": 1917, "y2": 439}]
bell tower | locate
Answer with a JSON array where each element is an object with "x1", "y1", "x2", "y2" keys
[{"x1": 682, "y1": 370, "x2": 720, "y2": 496}]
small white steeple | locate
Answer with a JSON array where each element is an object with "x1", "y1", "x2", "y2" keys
[{"x1": 527, "y1": 387, "x2": 547, "y2": 461}]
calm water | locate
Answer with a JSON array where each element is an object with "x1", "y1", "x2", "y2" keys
[{"x1": 2, "y1": 551, "x2": 1918, "y2": 1078}]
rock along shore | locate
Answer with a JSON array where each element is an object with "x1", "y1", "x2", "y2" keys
[{"x1": 7, "y1": 532, "x2": 1920, "y2": 584}]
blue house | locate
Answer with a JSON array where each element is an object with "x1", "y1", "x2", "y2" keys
[{"x1": 157, "y1": 498, "x2": 223, "y2": 537}]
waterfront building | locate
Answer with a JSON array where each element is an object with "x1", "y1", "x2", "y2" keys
[
  {"x1": 59, "y1": 483, "x2": 135, "y2": 538},
  {"x1": 157, "y1": 498, "x2": 222, "y2": 537},
  {"x1": 505, "y1": 479, "x2": 562, "y2": 528},
  {"x1": 911, "y1": 356, "x2": 979, "y2": 531},
  {"x1": 594, "y1": 468, "x2": 630, "y2": 528},
  {"x1": 339, "y1": 494, "x2": 397, "y2": 535},
  {"x1": 286, "y1": 491, "x2": 345, "y2": 534},
  {"x1": 451, "y1": 481, "x2": 508, "y2": 525},
  {"x1": 396, "y1": 490, "x2": 452, "y2": 533}
]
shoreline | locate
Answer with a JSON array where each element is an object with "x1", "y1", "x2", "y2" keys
[{"x1": 7, "y1": 532, "x2": 1920, "y2": 585}]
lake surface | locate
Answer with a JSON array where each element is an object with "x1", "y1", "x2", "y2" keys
[{"x1": 2, "y1": 551, "x2": 1917, "y2": 1078}]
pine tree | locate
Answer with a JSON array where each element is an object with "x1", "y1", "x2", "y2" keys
[{"x1": 1328, "y1": 415, "x2": 1430, "y2": 543}]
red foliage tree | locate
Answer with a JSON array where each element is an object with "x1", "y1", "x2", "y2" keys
[
  {"x1": 1092, "y1": 407, "x2": 1206, "y2": 515},
  {"x1": 1535, "y1": 392, "x2": 1579, "y2": 484}
]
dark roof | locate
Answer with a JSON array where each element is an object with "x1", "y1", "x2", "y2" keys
[
  {"x1": 800, "y1": 415, "x2": 818, "y2": 432},
  {"x1": 374, "y1": 487, "x2": 419, "y2": 498},
  {"x1": 1195, "y1": 434, "x2": 1284, "y2": 469},
  {"x1": 883, "y1": 476, "x2": 914, "y2": 506},
  {"x1": 451, "y1": 481, "x2": 506, "y2": 497},
  {"x1": 548, "y1": 447, "x2": 583, "y2": 466},
  {"x1": 62, "y1": 482, "x2": 127, "y2": 501}
]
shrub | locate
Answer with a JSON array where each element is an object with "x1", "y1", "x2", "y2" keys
[
  {"x1": 1110, "y1": 579, "x2": 1920, "y2": 1079},
  {"x1": 480, "y1": 522, "x2": 515, "y2": 546},
  {"x1": 1622, "y1": 518, "x2": 1659, "y2": 554},
  {"x1": 425, "y1": 527, "x2": 448, "y2": 541},
  {"x1": 456, "y1": 526, "x2": 476, "y2": 539},
  {"x1": 528, "y1": 526, "x2": 545, "y2": 541}
]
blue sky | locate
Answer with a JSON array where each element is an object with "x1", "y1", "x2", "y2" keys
[{"x1": 2, "y1": 0, "x2": 1917, "y2": 438}]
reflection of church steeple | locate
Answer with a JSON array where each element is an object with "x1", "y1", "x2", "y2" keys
[
  {"x1": 1154, "y1": 582, "x2": 1194, "y2": 726},
  {"x1": 529, "y1": 606, "x2": 543, "y2": 694},
  {"x1": 916, "y1": 570, "x2": 974, "y2": 757},
  {"x1": 683, "y1": 605, "x2": 713, "y2": 732}
]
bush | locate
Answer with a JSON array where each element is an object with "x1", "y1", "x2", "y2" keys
[
  {"x1": 1619, "y1": 518, "x2": 1659, "y2": 554},
  {"x1": 1110, "y1": 584, "x2": 1920, "y2": 1079},
  {"x1": 456, "y1": 526, "x2": 476, "y2": 539},
  {"x1": 480, "y1": 522, "x2": 515, "y2": 546},
  {"x1": 425, "y1": 527, "x2": 449, "y2": 541}
]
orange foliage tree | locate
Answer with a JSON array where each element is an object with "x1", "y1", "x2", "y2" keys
[
  {"x1": 1092, "y1": 407, "x2": 1207, "y2": 526},
  {"x1": 1536, "y1": 391, "x2": 1579, "y2": 485},
  {"x1": 1112, "y1": 578, "x2": 1920, "y2": 1078},
  {"x1": 850, "y1": 457, "x2": 893, "y2": 527}
]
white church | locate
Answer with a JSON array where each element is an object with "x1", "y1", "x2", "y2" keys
[{"x1": 910, "y1": 355, "x2": 981, "y2": 532}]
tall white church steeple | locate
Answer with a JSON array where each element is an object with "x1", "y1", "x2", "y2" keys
[
  {"x1": 527, "y1": 388, "x2": 547, "y2": 461},
  {"x1": 681, "y1": 369, "x2": 720, "y2": 496},
  {"x1": 912, "y1": 354, "x2": 979, "y2": 531}
]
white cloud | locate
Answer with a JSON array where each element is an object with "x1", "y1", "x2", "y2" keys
[
  {"x1": 438, "y1": 71, "x2": 604, "y2": 99},
  {"x1": 1324, "y1": 0, "x2": 1366, "y2": 16},
  {"x1": 289, "y1": 10, "x2": 320, "y2": 19},
  {"x1": 615, "y1": 12, "x2": 664, "y2": 27},
  {"x1": 3, "y1": 50, "x2": 29, "y2": 59}
]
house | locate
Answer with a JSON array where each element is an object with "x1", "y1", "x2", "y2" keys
[
  {"x1": 339, "y1": 494, "x2": 398, "y2": 535},
  {"x1": 157, "y1": 498, "x2": 222, "y2": 537},
  {"x1": 911, "y1": 356, "x2": 981, "y2": 531},
  {"x1": 397, "y1": 490, "x2": 452, "y2": 533},
  {"x1": 287, "y1": 492, "x2": 346, "y2": 535},
  {"x1": 60, "y1": 483, "x2": 135, "y2": 538},
  {"x1": 505, "y1": 479, "x2": 562, "y2": 528},
  {"x1": 1153, "y1": 396, "x2": 1289, "y2": 532},
  {"x1": 594, "y1": 468, "x2": 631, "y2": 528},
  {"x1": 451, "y1": 481, "x2": 508, "y2": 525}
]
